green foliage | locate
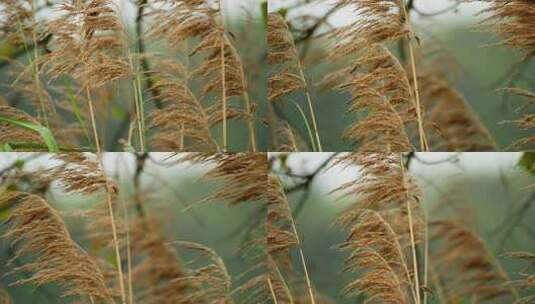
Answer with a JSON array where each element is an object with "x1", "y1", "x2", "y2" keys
[
  {"x1": 0, "y1": 117, "x2": 59, "y2": 152},
  {"x1": 518, "y1": 152, "x2": 535, "y2": 175}
]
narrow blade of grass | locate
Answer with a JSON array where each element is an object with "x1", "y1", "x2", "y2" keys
[
  {"x1": 290, "y1": 99, "x2": 317, "y2": 152},
  {"x1": 64, "y1": 79, "x2": 92, "y2": 146},
  {"x1": 0, "y1": 117, "x2": 59, "y2": 152}
]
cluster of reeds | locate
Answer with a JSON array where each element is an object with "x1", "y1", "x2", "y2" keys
[
  {"x1": 0, "y1": 152, "x2": 268, "y2": 303},
  {"x1": 265, "y1": 152, "x2": 535, "y2": 304},
  {"x1": 265, "y1": 0, "x2": 534, "y2": 151},
  {"x1": 0, "y1": 0, "x2": 261, "y2": 152},
  {"x1": 1, "y1": 151, "x2": 534, "y2": 303},
  {"x1": 0, "y1": 0, "x2": 533, "y2": 151}
]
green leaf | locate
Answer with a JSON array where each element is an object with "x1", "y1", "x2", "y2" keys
[
  {"x1": 278, "y1": 8, "x2": 288, "y2": 18},
  {"x1": 290, "y1": 100, "x2": 317, "y2": 152},
  {"x1": 105, "y1": 253, "x2": 118, "y2": 269},
  {"x1": 0, "y1": 41, "x2": 17, "y2": 59},
  {"x1": 518, "y1": 152, "x2": 535, "y2": 175},
  {"x1": 0, "y1": 116, "x2": 59, "y2": 152},
  {"x1": 0, "y1": 207, "x2": 9, "y2": 221},
  {"x1": 0, "y1": 143, "x2": 13, "y2": 152},
  {"x1": 64, "y1": 79, "x2": 91, "y2": 145},
  {"x1": 111, "y1": 105, "x2": 127, "y2": 120}
]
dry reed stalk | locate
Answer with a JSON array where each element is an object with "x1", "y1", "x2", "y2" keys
[
  {"x1": 267, "y1": 277, "x2": 279, "y2": 304},
  {"x1": 332, "y1": 153, "x2": 425, "y2": 303},
  {"x1": 267, "y1": 12, "x2": 322, "y2": 151},
  {"x1": 268, "y1": 174, "x2": 316, "y2": 304},
  {"x1": 400, "y1": 158, "x2": 421, "y2": 304},
  {"x1": 0, "y1": 191, "x2": 113, "y2": 302},
  {"x1": 119, "y1": 195, "x2": 133, "y2": 304},
  {"x1": 219, "y1": 0, "x2": 228, "y2": 150},
  {"x1": 429, "y1": 220, "x2": 519, "y2": 303},
  {"x1": 401, "y1": 1, "x2": 429, "y2": 151}
]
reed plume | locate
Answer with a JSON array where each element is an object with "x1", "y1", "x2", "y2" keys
[
  {"x1": 146, "y1": 59, "x2": 218, "y2": 152},
  {"x1": 45, "y1": 0, "x2": 131, "y2": 151},
  {"x1": 429, "y1": 220, "x2": 518, "y2": 303},
  {"x1": 148, "y1": 0, "x2": 257, "y2": 151},
  {"x1": 174, "y1": 241, "x2": 234, "y2": 304},
  {"x1": 45, "y1": 0, "x2": 130, "y2": 89},
  {"x1": 267, "y1": 12, "x2": 322, "y2": 151},
  {"x1": 44, "y1": 153, "x2": 126, "y2": 303},
  {"x1": 45, "y1": 153, "x2": 113, "y2": 194},
  {"x1": 267, "y1": 173, "x2": 316, "y2": 304},
  {"x1": 131, "y1": 217, "x2": 190, "y2": 304},
  {"x1": 476, "y1": 0, "x2": 535, "y2": 58},
  {"x1": 419, "y1": 75, "x2": 497, "y2": 151},
  {"x1": 331, "y1": 45, "x2": 413, "y2": 151},
  {"x1": 332, "y1": 153, "x2": 424, "y2": 303},
  {"x1": 325, "y1": 0, "x2": 428, "y2": 151},
  {"x1": 0, "y1": 191, "x2": 113, "y2": 302}
]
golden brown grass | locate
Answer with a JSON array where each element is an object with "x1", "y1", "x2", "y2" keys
[
  {"x1": 267, "y1": 12, "x2": 322, "y2": 151},
  {"x1": 268, "y1": 173, "x2": 316, "y2": 304},
  {"x1": 323, "y1": 0, "x2": 429, "y2": 151},
  {"x1": 332, "y1": 153, "x2": 424, "y2": 303},
  {"x1": 429, "y1": 220, "x2": 518, "y2": 303},
  {"x1": 420, "y1": 75, "x2": 497, "y2": 151},
  {"x1": 0, "y1": 191, "x2": 113, "y2": 303}
]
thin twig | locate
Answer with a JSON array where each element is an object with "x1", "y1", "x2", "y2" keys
[
  {"x1": 99, "y1": 155, "x2": 127, "y2": 304},
  {"x1": 219, "y1": 0, "x2": 228, "y2": 151},
  {"x1": 400, "y1": 156, "x2": 421, "y2": 304}
]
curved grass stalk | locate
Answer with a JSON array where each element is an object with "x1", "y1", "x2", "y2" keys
[
  {"x1": 233, "y1": 48, "x2": 257, "y2": 152},
  {"x1": 296, "y1": 60, "x2": 322, "y2": 152},
  {"x1": 86, "y1": 88, "x2": 101, "y2": 152},
  {"x1": 129, "y1": 53, "x2": 145, "y2": 152},
  {"x1": 290, "y1": 100, "x2": 317, "y2": 151},
  {"x1": 402, "y1": 1, "x2": 429, "y2": 151},
  {"x1": 99, "y1": 156, "x2": 127, "y2": 304}
]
